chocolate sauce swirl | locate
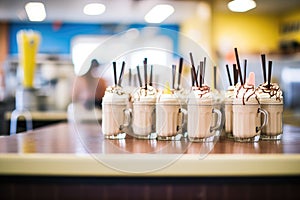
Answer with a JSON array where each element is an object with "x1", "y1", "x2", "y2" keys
[
  {"x1": 192, "y1": 85, "x2": 210, "y2": 98},
  {"x1": 258, "y1": 83, "x2": 282, "y2": 102},
  {"x1": 236, "y1": 84, "x2": 259, "y2": 105}
]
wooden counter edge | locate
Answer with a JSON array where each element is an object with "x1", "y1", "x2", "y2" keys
[{"x1": 0, "y1": 153, "x2": 299, "y2": 177}]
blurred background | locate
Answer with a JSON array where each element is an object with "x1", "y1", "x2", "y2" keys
[{"x1": 0, "y1": 0, "x2": 300, "y2": 134}]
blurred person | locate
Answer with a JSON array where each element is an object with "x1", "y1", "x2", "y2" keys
[
  {"x1": 72, "y1": 59, "x2": 107, "y2": 110},
  {"x1": 0, "y1": 66, "x2": 5, "y2": 101}
]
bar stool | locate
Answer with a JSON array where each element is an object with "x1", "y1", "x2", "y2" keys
[
  {"x1": 10, "y1": 109, "x2": 33, "y2": 135},
  {"x1": 10, "y1": 87, "x2": 36, "y2": 135}
]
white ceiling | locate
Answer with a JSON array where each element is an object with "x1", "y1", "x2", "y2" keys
[
  {"x1": 214, "y1": 0, "x2": 300, "y2": 14},
  {"x1": 0, "y1": 0, "x2": 300, "y2": 24},
  {"x1": 0, "y1": 0, "x2": 199, "y2": 23}
]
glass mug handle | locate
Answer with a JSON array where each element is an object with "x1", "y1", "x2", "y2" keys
[
  {"x1": 120, "y1": 108, "x2": 132, "y2": 130},
  {"x1": 210, "y1": 108, "x2": 222, "y2": 131},
  {"x1": 177, "y1": 108, "x2": 187, "y2": 132},
  {"x1": 256, "y1": 108, "x2": 268, "y2": 133},
  {"x1": 151, "y1": 106, "x2": 156, "y2": 131}
]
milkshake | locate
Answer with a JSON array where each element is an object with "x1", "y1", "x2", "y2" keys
[
  {"x1": 156, "y1": 83, "x2": 187, "y2": 141},
  {"x1": 187, "y1": 85, "x2": 222, "y2": 142},
  {"x1": 224, "y1": 85, "x2": 235, "y2": 139},
  {"x1": 102, "y1": 86, "x2": 131, "y2": 139},
  {"x1": 257, "y1": 83, "x2": 283, "y2": 140},
  {"x1": 232, "y1": 73, "x2": 268, "y2": 142},
  {"x1": 132, "y1": 86, "x2": 157, "y2": 139}
]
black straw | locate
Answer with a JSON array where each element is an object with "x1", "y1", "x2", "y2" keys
[
  {"x1": 261, "y1": 54, "x2": 267, "y2": 83},
  {"x1": 234, "y1": 48, "x2": 244, "y2": 85},
  {"x1": 177, "y1": 57, "x2": 183, "y2": 90},
  {"x1": 268, "y1": 60, "x2": 272, "y2": 88},
  {"x1": 196, "y1": 65, "x2": 200, "y2": 81},
  {"x1": 129, "y1": 68, "x2": 132, "y2": 86},
  {"x1": 202, "y1": 57, "x2": 206, "y2": 84},
  {"x1": 136, "y1": 66, "x2": 142, "y2": 87},
  {"x1": 189, "y1": 52, "x2": 199, "y2": 87},
  {"x1": 190, "y1": 68, "x2": 194, "y2": 86},
  {"x1": 214, "y1": 66, "x2": 217, "y2": 90},
  {"x1": 226, "y1": 64, "x2": 232, "y2": 86},
  {"x1": 149, "y1": 65, "x2": 153, "y2": 86},
  {"x1": 199, "y1": 61, "x2": 203, "y2": 88},
  {"x1": 233, "y1": 64, "x2": 238, "y2": 85},
  {"x1": 118, "y1": 61, "x2": 125, "y2": 86},
  {"x1": 144, "y1": 58, "x2": 147, "y2": 90},
  {"x1": 243, "y1": 59, "x2": 247, "y2": 84},
  {"x1": 113, "y1": 62, "x2": 117, "y2": 86},
  {"x1": 172, "y1": 64, "x2": 176, "y2": 89},
  {"x1": 236, "y1": 64, "x2": 244, "y2": 85}
]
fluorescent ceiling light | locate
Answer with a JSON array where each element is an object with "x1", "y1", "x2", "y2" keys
[
  {"x1": 228, "y1": 0, "x2": 256, "y2": 12},
  {"x1": 83, "y1": 3, "x2": 106, "y2": 15},
  {"x1": 25, "y1": 2, "x2": 46, "y2": 22},
  {"x1": 145, "y1": 4, "x2": 174, "y2": 23}
]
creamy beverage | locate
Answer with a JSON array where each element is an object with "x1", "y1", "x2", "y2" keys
[
  {"x1": 132, "y1": 86, "x2": 157, "y2": 139},
  {"x1": 257, "y1": 83, "x2": 283, "y2": 140},
  {"x1": 156, "y1": 85, "x2": 186, "y2": 140},
  {"x1": 102, "y1": 86, "x2": 131, "y2": 139},
  {"x1": 187, "y1": 86, "x2": 222, "y2": 142},
  {"x1": 224, "y1": 85, "x2": 235, "y2": 138},
  {"x1": 232, "y1": 73, "x2": 268, "y2": 142}
]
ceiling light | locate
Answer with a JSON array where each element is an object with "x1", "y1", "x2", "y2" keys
[
  {"x1": 228, "y1": 0, "x2": 256, "y2": 12},
  {"x1": 145, "y1": 4, "x2": 174, "y2": 23},
  {"x1": 83, "y1": 3, "x2": 106, "y2": 16},
  {"x1": 25, "y1": 2, "x2": 46, "y2": 22}
]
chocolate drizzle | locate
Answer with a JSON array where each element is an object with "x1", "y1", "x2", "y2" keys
[
  {"x1": 193, "y1": 85, "x2": 210, "y2": 98},
  {"x1": 258, "y1": 83, "x2": 282, "y2": 102},
  {"x1": 236, "y1": 85, "x2": 259, "y2": 105}
]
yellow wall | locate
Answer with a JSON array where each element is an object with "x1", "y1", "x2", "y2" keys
[
  {"x1": 280, "y1": 8, "x2": 300, "y2": 42},
  {"x1": 281, "y1": 8, "x2": 300, "y2": 21},
  {"x1": 179, "y1": 2, "x2": 214, "y2": 86},
  {"x1": 180, "y1": 14, "x2": 212, "y2": 56},
  {"x1": 212, "y1": 12, "x2": 280, "y2": 55},
  {"x1": 179, "y1": 2, "x2": 212, "y2": 57}
]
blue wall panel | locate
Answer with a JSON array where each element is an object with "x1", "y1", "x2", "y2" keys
[{"x1": 9, "y1": 23, "x2": 179, "y2": 55}]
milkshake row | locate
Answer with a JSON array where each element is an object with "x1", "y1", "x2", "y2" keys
[
  {"x1": 101, "y1": 51, "x2": 283, "y2": 142},
  {"x1": 102, "y1": 82, "x2": 222, "y2": 142}
]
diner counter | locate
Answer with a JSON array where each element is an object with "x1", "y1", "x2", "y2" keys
[
  {"x1": 5, "y1": 111, "x2": 68, "y2": 121},
  {"x1": 0, "y1": 122, "x2": 300, "y2": 177}
]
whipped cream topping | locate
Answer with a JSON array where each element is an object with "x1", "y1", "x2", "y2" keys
[
  {"x1": 104, "y1": 85, "x2": 126, "y2": 95},
  {"x1": 225, "y1": 86, "x2": 235, "y2": 98},
  {"x1": 157, "y1": 93, "x2": 181, "y2": 104},
  {"x1": 102, "y1": 85, "x2": 130, "y2": 103},
  {"x1": 212, "y1": 89, "x2": 224, "y2": 103},
  {"x1": 133, "y1": 86, "x2": 157, "y2": 103},
  {"x1": 188, "y1": 85, "x2": 213, "y2": 104},
  {"x1": 257, "y1": 83, "x2": 283, "y2": 103},
  {"x1": 173, "y1": 88, "x2": 189, "y2": 104}
]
